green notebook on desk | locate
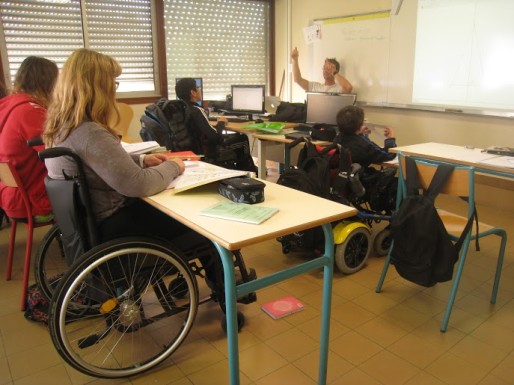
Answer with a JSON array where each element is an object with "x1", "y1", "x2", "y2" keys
[
  {"x1": 200, "y1": 201, "x2": 279, "y2": 224},
  {"x1": 243, "y1": 122, "x2": 285, "y2": 134}
]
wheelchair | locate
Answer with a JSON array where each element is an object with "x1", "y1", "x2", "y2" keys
[
  {"x1": 37, "y1": 147, "x2": 256, "y2": 378},
  {"x1": 277, "y1": 138, "x2": 396, "y2": 274}
]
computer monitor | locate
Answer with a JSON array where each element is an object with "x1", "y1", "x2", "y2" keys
[
  {"x1": 231, "y1": 85, "x2": 265, "y2": 116},
  {"x1": 305, "y1": 93, "x2": 357, "y2": 126},
  {"x1": 175, "y1": 77, "x2": 203, "y2": 106}
]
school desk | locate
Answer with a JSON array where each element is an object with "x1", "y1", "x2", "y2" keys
[{"x1": 143, "y1": 180, "x2": 357, "y2": 385}]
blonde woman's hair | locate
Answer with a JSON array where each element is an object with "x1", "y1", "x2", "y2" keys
[{"x1": 44, "y1": 49, "x2": 121, "y2": 147}]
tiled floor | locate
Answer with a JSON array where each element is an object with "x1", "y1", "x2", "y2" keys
[{"x1": 1, "y1": 167, "x2": 513, "y2": 385}]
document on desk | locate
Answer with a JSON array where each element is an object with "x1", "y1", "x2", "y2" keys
[
  {"x1": 168, "y1": 161, "x2": 248, "y2": 194},
  {"x1": 200, "y1": 201, "x2": 279, "y2": 224},
  {"x1": 478, "y1": 155, "x2": 514, "y2": 169}
]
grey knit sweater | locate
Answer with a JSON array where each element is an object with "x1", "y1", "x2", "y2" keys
[{"x1": 45, "y1": 121, "x2": 181, "y2": 221}]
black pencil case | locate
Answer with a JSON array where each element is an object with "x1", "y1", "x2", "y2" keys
[{"x1": 218, "y1": 177, "x2": 265, "y2": 204}]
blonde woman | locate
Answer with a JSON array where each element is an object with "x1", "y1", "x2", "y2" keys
[
  {"x1": 43, "y1": 49, "x2": 193, "y2": 244},
  {"x1": 0, "y1": 56, "x2": 58, "y2": 222}
]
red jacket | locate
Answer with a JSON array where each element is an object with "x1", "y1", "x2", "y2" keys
[{"x1": 0, "y1": 93, "x2": 51, "y2": 218}]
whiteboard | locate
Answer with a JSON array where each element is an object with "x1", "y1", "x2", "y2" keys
[
  {"x1": 309, "y1": 0, "x2": 514, "y2": 115},
  {"x1": 311, "y1": 12, "x2": 392, "y2": 104}
]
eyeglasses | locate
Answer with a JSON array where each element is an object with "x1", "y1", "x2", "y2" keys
[{"x1": 115, "y1": 81, "x2": 120, "y2": 90}]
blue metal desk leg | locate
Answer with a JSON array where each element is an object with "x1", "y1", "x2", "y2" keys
[
  {"x1": 212, "y1": 243, "x2": 240, "y2": 385},
  {"x1": 319, "y1": 223, "x2": 334, "y2": 385}
]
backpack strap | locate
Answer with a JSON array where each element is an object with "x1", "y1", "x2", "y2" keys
[
  {"x1": 405, "y1": 156, "x2": 422, "y2": 196},
  {"x1": 424, "y1": 163, "x2": 455, "y2": 201},
  {"x1": 454, "y1": 205, "x2": 477, "y2": 253}
]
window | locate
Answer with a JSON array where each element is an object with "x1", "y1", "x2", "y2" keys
[
  {"x1": 0, "y1": 0, "x2": 272, "y2": 101},
  {"x1": 0, "y1": 0, "x2": 156, "y2": 96},
  {"x1": 164, "y1": 0, "x2": 270, "y2": 101}
]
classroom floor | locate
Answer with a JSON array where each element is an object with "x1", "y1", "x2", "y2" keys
[{"x1": 1, "y1": 166, "x2": 513, "y2": 385}]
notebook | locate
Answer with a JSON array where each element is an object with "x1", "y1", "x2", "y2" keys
[
  {"x1": 200, "y1": 201, "x2": 279, "y2": 224},
  {"x1": 261, "y1": 295, "x2": 304, "y2": 319}
]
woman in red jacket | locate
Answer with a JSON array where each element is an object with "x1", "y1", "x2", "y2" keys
[{"x1": 0, "y1": 56, "x2": 58, "y2": 222}]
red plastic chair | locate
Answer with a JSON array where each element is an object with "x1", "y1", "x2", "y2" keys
[{"x1": 0, "y1": 160, "x2": 53, "y2": 310}]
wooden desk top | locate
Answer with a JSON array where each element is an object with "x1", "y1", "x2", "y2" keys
[
  {"x1": 252, "y1": 131, "x2": 331, "y2": 146},
  {"x1": 391, "y1": 142, "x2": 514, "y2": 176},
  {"x1": 143, "y1": 180, "x2": 356, "y2": 251}
]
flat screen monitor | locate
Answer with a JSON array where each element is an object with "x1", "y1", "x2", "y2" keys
[
  {"x1": 231, "y1": 85, "x2": 265, "y2": 114},
  {"x1": 305, "y1": 93, "x2": 357, "y2": 126},
  {"x1": 175, "y1": 77, "x2": 203, "y2": 106}
]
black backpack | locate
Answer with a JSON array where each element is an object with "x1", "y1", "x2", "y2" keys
[
  {"x1": 140, "y1": 99, "x2": 197, "y2": 151},
  {"x1": 276, "y1": 141, "x2": 339, "y2": 251},
  {"x1": 390, "y1": 157, "x2": 476, "y2": 287},
  {"x1": 269, "y1": 102, "x2": 306, "y2": 123}
]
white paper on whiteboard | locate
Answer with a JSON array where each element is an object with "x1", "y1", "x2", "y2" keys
[{"x1": 303, "y1": 24, "x2": 321, "y2": 44}]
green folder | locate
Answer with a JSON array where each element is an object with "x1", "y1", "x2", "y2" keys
[{"x1": 243, "y1": 122, "x2": 285, "y2": 134}]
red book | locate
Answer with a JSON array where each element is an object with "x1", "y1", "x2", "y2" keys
[
  {"x1": 165, "y1": 151, "x2": 202, "y2": 161},
  {"x1": 261, "y1": 295, "x2": 304, "y2": 319}
]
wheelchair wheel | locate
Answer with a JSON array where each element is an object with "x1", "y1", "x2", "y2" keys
[
  {"x1": 48, "y1": 237, "x2": 199, "y2": 378},
  {"x1": 373, "y1": 228, "x2": 392, "y2": 256},
  {"x1": 334, "y1": 227, "x2": 371, "y2": 274},
  {"x1": 34, "y1": 224, "x2": 66, "y2": 301}
]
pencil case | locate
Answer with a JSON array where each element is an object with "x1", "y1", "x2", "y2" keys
[{"x1": 218, "y1": 177, "x2": 265, "y2": 204}]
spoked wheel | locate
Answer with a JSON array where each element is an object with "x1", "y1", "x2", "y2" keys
[
  {"x1": 34, "y1": 224, "x2": 66, "y2": 301},
  {"x1": 48, "y1": 237, "x2": 199, "y2": 378},
  {"x1": 373, "y1": 228, "x2": 392, "y2": 256},
  {"x1": 334, "y1": 227, "x2": 371, "y2": 274}
]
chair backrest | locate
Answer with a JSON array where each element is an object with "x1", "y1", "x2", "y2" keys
[
  {"x1": 0, "y1": 161, "x2": 34, "y2": 220},
  {"x1": 113, "y1": 102, "x2": 134, "y2": 139},
  {"x1": 38, "y1": 148, "x2": 99, "y2": 265},
  {"x1": 398, "y1": 153, "x2": 472, "y2": 198}
]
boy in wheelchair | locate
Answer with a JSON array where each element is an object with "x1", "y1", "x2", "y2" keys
[{"x1": 332, "y1": 105, "x2": 398, "y2": 216}]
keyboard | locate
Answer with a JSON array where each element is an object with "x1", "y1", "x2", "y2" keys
[{"x1": 208, "y1": 115, "x2": 249, "y2": 123}]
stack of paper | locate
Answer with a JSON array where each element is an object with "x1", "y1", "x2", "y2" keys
[{"x1": 121, "y1": 141, "x2": 161, "y2": 155}]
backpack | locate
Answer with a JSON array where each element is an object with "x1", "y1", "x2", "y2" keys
[
  {"x1": 269, "y1": 102, "x2": 306, "y2": 123},
  {"x1": 276, "y1": 141, "x2": 339, "y2": 251},
  {"x1": 24, "y1": 283, "x2": 53, "y2": 324},
  {"x1": 390, "y1": 157, "x2": 476, "y2": 287},
  {"x1": 359, "y1": 167, "x2": 398, "y2": 214},
  {"x1": 140, "y1": 99, "x2": 196, "y2": 151}
]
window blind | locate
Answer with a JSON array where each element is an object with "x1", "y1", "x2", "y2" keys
[
  {"x1": 164, "y1": 0, "x2": 269, "y2": 100},
  {"x1": 0, "y1": 0, "x2": 155, "y2": 94}
]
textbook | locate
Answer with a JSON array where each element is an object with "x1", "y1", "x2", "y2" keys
[
  {"x1": 200, "y1": 201, "x2": 278, "y2": 224},
  {"x1": 261, "y1": 295, "x2": 304, "y2": 319}
]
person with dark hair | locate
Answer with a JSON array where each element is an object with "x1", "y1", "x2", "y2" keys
[
  {"x1": 291, "y1": 47, "x2": 353, "y2": 93},
  {"x1": 0, "y1": 82, "x2": 7, "y2": 99},
  {"x1": 0, "y1": 56, "x2": 59, "y2": 222},
  {"x1": 175, "y1": 78, "x2": 257, "y2": 173},
  {"x1": 334, "y1": 105, "x2": 396, "y2": 168}
]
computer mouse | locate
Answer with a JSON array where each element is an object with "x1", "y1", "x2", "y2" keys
[{"x1": 255, "y1": 118, "x2": 264, "y2": 124}]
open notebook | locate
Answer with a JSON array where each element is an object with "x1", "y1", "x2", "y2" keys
[{"x1": 168, "y1": 161, "x2": 248, "y2": 194}]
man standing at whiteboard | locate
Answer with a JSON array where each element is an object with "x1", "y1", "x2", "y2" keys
[{"x1": 291, "y1": 47, "x2": 353, "y2": 93}]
